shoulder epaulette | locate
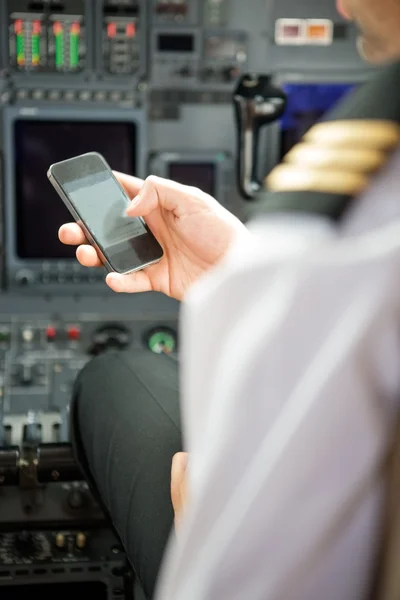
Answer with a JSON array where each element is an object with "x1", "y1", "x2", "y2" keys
[{"x1": 259, "y1": 62, "x2": 400, "y2": 222}]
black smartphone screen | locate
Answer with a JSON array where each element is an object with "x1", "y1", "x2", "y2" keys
[{"x1": 52, "y1": 153, "x2": 163, "y2": 273}]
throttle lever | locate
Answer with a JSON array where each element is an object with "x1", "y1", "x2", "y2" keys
[{"x1": 233, "y1": 74, "x2": 286, "y2": 199}]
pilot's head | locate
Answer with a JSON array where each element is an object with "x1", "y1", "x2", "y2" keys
[{"x1": 337, "y1": 0, "x2": 400, "y2": 64}]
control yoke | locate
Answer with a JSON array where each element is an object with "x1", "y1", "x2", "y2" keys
[{"x1": 233, "y1": 74, "x2": 287, "y2": 200}]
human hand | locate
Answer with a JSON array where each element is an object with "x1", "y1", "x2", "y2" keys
[
  {"x1": 59, "y1": 172, "x2": 248, "y2": 301},
  {"x1": 171, "y1": 452, "x2": 188, "y2": 531}
]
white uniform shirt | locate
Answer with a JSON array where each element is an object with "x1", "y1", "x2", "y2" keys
[{"x1": 156, "y1": 148, "x2": 400, "y2": 600}]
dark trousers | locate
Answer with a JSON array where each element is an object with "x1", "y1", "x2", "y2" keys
[{"x1": 70, "y1": 350, "x2": 182, "y2": 599}]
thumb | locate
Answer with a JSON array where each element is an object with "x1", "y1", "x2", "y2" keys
[{"x1": 126, "y1": 175, "x2": 206, "y2": 218}]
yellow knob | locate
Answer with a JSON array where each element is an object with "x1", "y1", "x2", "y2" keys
[
  {"x1": 55, "y1": 533, "x2": 65, "y2": 548},
  {"x1": 76, "y1": 532, "x2": 86, "y2": 549}
]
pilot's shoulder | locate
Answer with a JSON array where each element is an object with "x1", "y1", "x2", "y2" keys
[
  {"x1": 262, "y1": 119, "x2": 400, "y2": 223},
  {"x1": 258, "y1": 62, "x2": 400, "y2": 223}
]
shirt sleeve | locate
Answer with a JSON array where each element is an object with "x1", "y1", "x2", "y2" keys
[{"x1": 155, "y1": 212, "x2": 400, "y2": 600}]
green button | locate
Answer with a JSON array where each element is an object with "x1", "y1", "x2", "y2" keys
[{"x1": 0, "y1": 329, "x2": 10, "y2": 343}]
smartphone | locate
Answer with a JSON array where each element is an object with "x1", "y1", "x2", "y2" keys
[{"x1": 47, "y1": 152, "x2": 163, "y2": 274}]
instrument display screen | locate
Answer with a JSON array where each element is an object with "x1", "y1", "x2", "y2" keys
[{"x1": 14, "y1": 119, "x2": 137, "y2": 259}]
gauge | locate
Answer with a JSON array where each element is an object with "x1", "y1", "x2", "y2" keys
[
  {"x1": 90, "y1": 324, "x2": 132, "y2": 355},
  {"x1": 146, "y1": 328, "x2": 177, "y2": 355}
]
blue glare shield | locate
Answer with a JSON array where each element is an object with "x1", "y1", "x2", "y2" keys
[{"x1": 279, "y1": 83, "x2": 357, "y2": 159}]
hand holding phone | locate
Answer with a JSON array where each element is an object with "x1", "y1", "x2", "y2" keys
[
  {"x1": 48, "y1": 152, "x2": 163, "y2": 274},
  {"x1": 58, "y1": 168, "x2": 248, "y2": 300}
]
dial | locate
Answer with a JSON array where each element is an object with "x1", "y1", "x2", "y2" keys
[
  {"x1": 146, "y1": 328, "x2": 177, "y2": 355},
  {"x1": 90, "y1": 324, "x2": 132, "y2": 355}
]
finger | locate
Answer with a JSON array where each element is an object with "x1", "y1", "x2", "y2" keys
[
  {"x1": 105, "y1": 271, "x2": 152, "y2": 294},
  {"x1": 59, "y1": 223, "x2": 87, "y2": 246},
  {"x1": 126, "y1": 175, "x2": 206, "y2": 219},
  {"x1": 76, "y1": 245, "x2": 102, "y2": 267},
  {"x1": 171, "y1": 454, "x2": 188, "y2": 501},
  {"x1": 172, "y1": 452, "x2": 189, "y2": 472},
  {"x1": 171, "y1": 453, "x2": 189, "y2": 525},
  {"x1": 113, "y1": 171, "x2": 144, "y2": 199}
]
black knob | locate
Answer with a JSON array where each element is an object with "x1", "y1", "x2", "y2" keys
[
  {"x1": 15, "y1": 531, "x2": 36, "y2": 557},
  {"x1": 68, "y1": 490, "x2": 85, "y2": 510},
  {"x1": 179, "y1": 66, "x2": 191, "y2": 77},
  {"x1": 20, "y1": 364, "x2": 33, "y2": 385},
  {"x1": 16, "y1": 271, "x2": 34, "y2": 286},
  {"x1": 0, "y1": 446, "x2": 20, "y2": 485},
  {"x1": 222, "y1": 66, "x2": 239, "y2": 82},
  {"x1": 36, "y1": 444, "x2": 83, "y2": 483}
]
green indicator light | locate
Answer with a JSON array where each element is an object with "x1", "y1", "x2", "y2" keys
[
  {"x1": 32, "y1": 34, "x2": 40, "y2": 65},
  {"x1": 70, "y1": 33, "x2": 79, "y2": 68},
  {"x1": 70, "y1": 22, "x2": 80, "y2": 69},
  {"x1": 55, "y1": 33, "x2": 64, "y2": 68},
  {"x1": 31, "y1": 20, "x2": 41, "y2": 66},
  {"x1": 148, "y1": 331, "x2": 176, "y2": 355},
  {"x1": 16, "y1": 33, "x2": 25, "y2": 66},
  {"x1": 0, "y1": 330, "x2": 10, "y2": 343},
  {"x1": 53, "y1": 21, "x2": 64, "y2": 68}
]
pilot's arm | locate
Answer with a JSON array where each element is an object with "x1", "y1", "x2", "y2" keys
[
  {"x1": 155, "y1": 173, "x2": 400, "y2": 600},
  {"x1": 155, "y1": 68, "x2": 400, "y2": 600}
]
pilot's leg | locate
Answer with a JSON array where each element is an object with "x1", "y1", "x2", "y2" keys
[{"x1": 70, "y1": 349, "x2": 181, "y2": 599}]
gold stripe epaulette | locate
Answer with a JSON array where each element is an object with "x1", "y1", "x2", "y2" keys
[{"x1": 266, "y1": 120, "x2": 400, "y2": 196}]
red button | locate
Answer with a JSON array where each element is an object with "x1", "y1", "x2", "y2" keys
[
  {"x1": 46, "y1": 326, "x2": 57, "y2": 341},
  {"x1": 67, "y1": 326, "x2": 81, "y2": 341},
  {"x1": 126, "y1": 22, "x2": 136, "y2": 38}
]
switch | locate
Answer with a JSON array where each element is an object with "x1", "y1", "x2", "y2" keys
[
  {"x1": 36, "y1": 364, "x2": 46, "y2": 377},
  {"x1": 21, "y1": 328, "x2": 34, "y2": 343},
  {"x1": 202, "y1": 67, "x2": 215, "y2": 80},
  {"x1": 16, "y1": 271, "x2": 34, "y2": 286},
  {"x1": 178, "y1": 65, "x2": 191, "y2": 77},
  {"x1": 67, "y1": 326, "x2": 81, "y2": 341},
  {"x1": 126, "y1": 22, "x2": 136, "y2": 38},
  {"x1": 76, "y1": 532, "x2": 86, "y2": 549},
  {"x1": 68, "y1": 489, "x2": 85, "y2": 510},
  {"x1": 46, "y1": 326, "x2": 57, "y2": 341},
  {"x1": 23, "y1": 412, "x2": 42, "y2": 444},
  {"x1": 20, "y1": 364, "x2": 33, "y2": 386},
  {"x1": 55, "y1": 533, "x2": 66, "y2": 549},
  {"x1": 222, "y1": 65, "x2": 239, "y2": 82}
]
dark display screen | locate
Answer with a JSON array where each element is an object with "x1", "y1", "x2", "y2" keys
[
  {"x1": 157, "y1": 34, "x2": 194, "y2": 52},
  {"x1": 169, "y1": 163, "x2": 216, "y2": 196},
  {"x1": 14, "y1": 120, "x2": 137, "y2": 259},
  {"x1": 280, "y1": 83, "x2": 356, "y2": 159},
  {"x1": 1, "y1": 582, "x2": 107, "y2": 600}
]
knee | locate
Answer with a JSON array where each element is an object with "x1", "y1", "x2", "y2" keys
[
  {"x1": 73, "y1": 348, "x2": 168, "y2": 414},
  {"x1": 70, "y1": 350, "x2": 146, "y2": 464},
  {"x1": 74, "y1": 349, "x2": 149, "y2": 395},
  {"x1": 72, "y1": 351, "x2": 128, "y2": 423},
  {"x1": 72, "y1": 347, "x2": 180, "y2": 444}
]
